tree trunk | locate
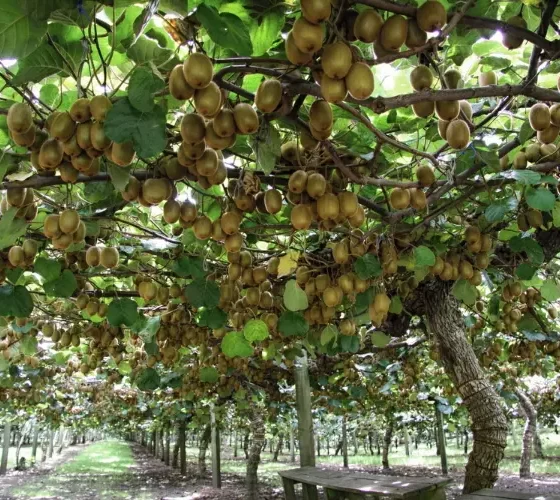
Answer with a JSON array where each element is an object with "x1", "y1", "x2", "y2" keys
[
  {"x1": 31, "y1": 425, "x2": 39, "y2": 464},
  {"x1": 464, "y1": 429, "x2": 469, "y2": 455},
  {"x1": 273, "y1": 432, "x2": 283, "y2": 461},
  {"x1": 165, "y1": 427, "x2": 171, "y2": 466},
  {"x1": 516, "y1": 388, "x2": 536, "y2": 478},
  {"x1": 533, "y1": 432, "x2": 544, "y2": 459},
  {"x1": 368, "y1": 431, "x2": 375, "y2": 455},
  {"x1": 233, "y1": 430, "x2": 238, "y2": 458},
  {"x1": 289, "y1": 424, "x2": 296, "y2": 463},
  {"x1": 382, "y1": 422, "x2": 394, "y2": 470},
  {"x1": 179, "y1": 421, "x2": 186, "y2": 476},
  {"x1": 172, "y1": 429, "x2": 179, "y2": 468},
  {"x1": 436, "y1": 407, "x2": 448, "y2": 475},
  {"x1": 0, "y1": 421, "x2": 11, "y2": 475},
  {"x1": 342, "y1": 416, "x2": 349, "y2": 468},
  {"x1": 422, "y1": 280, "x2": 508, "y2": 493},
  {"x1": 243, "y1": 429, "x2": 250, "y2": 459},
  {"x1": 246, "y1": 409, "x2": 265, "y2": 500},
  {"x1": 403, "y1": 426, "x2": 410, "y2": 457},
  {"x1": 198, "y1": 424, "x2": 211, "y2": 477}
]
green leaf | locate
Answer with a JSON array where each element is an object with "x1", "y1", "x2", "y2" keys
[
  {"x1": 196, "y1": 307, "x2": 227, "y2": 329},
  {"x1": 196, "y1": 5, "x2": 252, "y2": 56},
  {"x1": 498, "y1": 170, "x2": 541, "y2": 185},
  {"x1": 221, "y1": 331, "x2": 254, "y2": 358},
  {"x1": 518, "y1": 120, "x2": 534, "y2": 145},
  {"x1": 173, "y1": 256, "x2": 206, "y2": 279},
  {"x1": 136, "y1": 367, "x2": 160, "y2": 391},
  {"x1": 526, "y1": 187, "x2": 556, "y2": 212},
  {"x1": 321, "y1": 324, "x2": 338, "y2": 345},
  {"x1": 104, "y1": 98, "x2": 167, "y2": 159},
  {"x1": 354, "y1": 254, "x2": 382, "y2": 280},
  {"x1": 0, "y1": 208, "x2": 28, "y2": 250},
  {"x1": 540, "y1": 281, "x2": 560, "y2": 301},
  {"x1": 278, "y1": 311, "x2": 309, "y2": 337},
  {"x1": 127, "y1": 67, "x2": 165, "y2": 113},
  {"x1": 43, "y1": 270, "x2": 77, "y2": 298},
  {"x1": 414, "y1": 246, "x2": 435, "y2": 267},
  {"x1": 118, "y1": 360, "x2": 132, "y2": 375},
  {"x1": 250, "y1": 121, "x2": 281, "y2": 175},
  {"x1": 389, "y1": 296, "x2": 403, "y2": 314},
  {"x1": 0, "y1": 4, "x2": 48, "y2": 58},
  {"x1": 12, "y1": 43, "x2": 65, "y2": 85},
  {"x1": 185, "y1": 278, "x2": 220, "y2": 308},
  {"x1": 125, "y1": 35, "x2": 176, "y2": 67},
  {"x1": 516, "y1": 263, "x2": 537, "y2": 281},
  {"x1": 34, "y1": 257, "x2": 61, "y2": 282},
  {"x1": 20, "y1": 335, "x2": 37, "y2": 355},
  {"x1": 250, "y1": 9, "x2": 283, "y2": 56},
  {"x1": 138, "y1": 316, "x2": 161, "y2": 343},
  {"x1": 0, "y1": 284, "x2": 33, "y2": 317},
  {"x1": 243, "y1": 319, "x2": 269, "y2": 342},
  {"x1": 371, "y1": 331, "x2": 391, "y2": 348},
  {"x1": 107, "y1": 163, "x2": 132, "y2": 191},
  {"x1": 283, "y1": 280, "x2": 309, "y2": 312},
  {"x1": 509, "y1": 236, "x2": 544, "y2": 265},
  {"x1": 452, "y1": 279, "x2": 477, "y2": 306},
  {"x1": 39, "y1": 83, "x2": 60, "y2": 108},
  {"x1": 200, "y1": 366, "x2": 219, "y2": 383},
  {"x1": 107, "y1": 298, "x2": 139, "y2": 327},
  {"x1": 340, "y1": 335, "x2": 360, "y2": 353},
  {"x1": 484, "y1": 197, "x2": 518, "y2": 222}
]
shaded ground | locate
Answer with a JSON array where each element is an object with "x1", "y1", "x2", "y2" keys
[{"x1": 0, "y1": 435, "x2": 559, "y2": 499}]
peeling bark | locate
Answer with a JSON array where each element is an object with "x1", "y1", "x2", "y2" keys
[
  {"x1": 246, "y1": 410, "x2": 265, "y2": 500},
  {"x1": 197, "y1": 424, "x2": 211, "y2": 477},
  {"x1": 382, "y1": 421, "x2": 394, "y2": 470},
  {"x1": 273, "y1": 432, "x2": 283, "y2": 461},
  {"x1": 515, "y1": 388, "x2": 536, "y2": 478}
]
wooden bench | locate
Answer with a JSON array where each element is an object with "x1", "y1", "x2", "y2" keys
[
  {"x1": 278, "y1": 466, "x2": 452, "y2": 500},
  {"x1": 462, "y1": 489, "x2": 560, "y2": 500}
]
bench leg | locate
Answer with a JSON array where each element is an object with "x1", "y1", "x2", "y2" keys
[
  {"x1": 282, "y1": 478, "x2": 297, "y2": 500},
  {"x1": 303, "y1": 483, "x2": 319, "y2": 500},
  {"x1": 325, "y1": 490, "x2": 375, "y2": 500},
  {"x1": 414, "y1": 488, "x2": 447, "y2": 500}
]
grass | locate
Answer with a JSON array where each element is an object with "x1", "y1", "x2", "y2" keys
[
  {"x1": 5, "y1": 444, "x2": 43, "y2": 468},
  {"x1": 57, "y1": 440, "x2": 134, "y2": 474}
]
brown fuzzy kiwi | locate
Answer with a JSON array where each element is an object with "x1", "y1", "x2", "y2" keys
[
  {"x1": 321, "y1": 42, "x2": 353, "y2": 79},
  {"x1": 59, "y1": 209, "x2": 81, "y2": 234},
  {"x1": 292, "y1": 17, "x2": 324, "y2": 54},
  {"x1": 435, "y1": 100, "x2": 460, "y2": 121},
  {"x1": 255, "y1": 79, "x2": 283, "y2": 114},
  {"x1": 90, "y1": 95, "x2": 112, "y2": 122},
  {"x1": 90, "y1": 121, "x2": 112, "y2": 150},
  {"x1": 416, "y1": 0, "x2": 447, "y2": 32},
  {"x1": 285, "y1": 32, "x2": 313, "y2": 65},
  {"x1": 100, "y1": 247, "x2": 119, "y2": 268},
  {"x1": 143, "y1": 178, "x2": 172, "y2": 205},
  {"x1": 212, "y1": 109, "x2": 236, "y2": 138},
  {"x1": 183, "y1": 53, "x2": 213, "y2": 90},
  {"x1": 389, "y1": 187, "x2": 410, "y2": 209},
  {"x1": 345, "y1": 62, "x2": 374, "y2": 100},
  {"x1": 380, "y1": 15, "x2": 408, "y2": 51},
  {"x1": 112, "y1": 142, "x2": 136, "y2": 166},
  {"x1": 529, "y1": 103, "x2": 551, "y2": 131},
  {"x1": 301, "y1": 0, "x2": 331, "y2": 24},
  {"x1": 233, "y1": 103, "x2": 259, "y2": 134},
  {"x1": 39, "y1": 139, "x2": 64, "y2": 170},
  {"x1": 181, "y1": 113, "x2": 206, "y2": 145},
  {"x1": 50, "y1": 112, "x2": 76, "y2": 142},
  {"x1": 291, "y1": 204, "x2": 313, "y2": 230},
  {"x1": 7, "y1": 103, "x2": 33, "y2": 135},
  {"x1": 309, "y1": 99, "x2": 333, "y2": 132},
  {"x1": 410, "y1": 65, "x2": 433, "y2": 91},
  {"x1": 169, "y1": 64, "x2": 195, "y2": 100},
  {"x1": 406, "y1": 19, "x2": 427, "y2": 48},
  {"x1": 320, "y1": 74, "x2": 348, "y2": 103},
  {"x1": 194, "y1": 82, "x2": 222, "y2": 118},
  {"x1": 11, "y1": 126, "x2": 36, "y2": 148},
  {"x1": 354, "y1": 9, "x2": 383, "y2": 43},
  {"x1": 69, "y1": 98, "x2": 91, "y2": 123},
  {"x1": 196, "y1": 148, "x2": 219, "y2": 177},
  {"x1": 446, "y1": 119, "x2": 470, "y2": 149},
  {"x1": 264, "y1": 189, "x2": 283, "y2": 214},
  {"x1": 193, "y1": 216, "x2": 213, "y2": 240},
  {"x1": 502, "y1": 16, "x2": 527, "y2": 50}
]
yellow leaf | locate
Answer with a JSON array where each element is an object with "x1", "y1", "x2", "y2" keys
[{"x1": 277, "y1": 250, "x2": 300, "y2": 277}]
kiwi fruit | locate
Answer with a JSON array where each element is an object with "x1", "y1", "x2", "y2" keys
[
  {"x1": 537, "y1": 124, "x2": 559, "y2": 145},
  {"x1": 180, "y1": 201, "x2": 197, "y2": 223},
  {"x1": 285, "y1": 32, "x2": 313, "y2": 65},
  {"x1": 59, "y1": 209, "x2": 81, "y2": 234},
  {"x1": 62, "y1": 133, "x2": 81, "y2": 157},
  {"x1": 412, "y1": 101, "x2": 434, "y2": 118},
  {"x1": 409, "y1": 188, "x2": 427, "y2": 210},
  {"x1": 71, "y1": 152, "x2": 93, "y2": 172},
  {"x1": 112, "y1": 142, "x2": 136, "y2": 166},
  {"x1": 90, "y1": 95, "x2": 112, "y2": 122},
  {"x1": 194, "y1": 82, "x2": 222, "y2": 118},
  {"x1": 438, "y1": 119, "x2": 449, "y2": 140},
  {"x1": 169, "y1": 64, "x2": 195, "y2": 100},
  {"x1": 309, "y1": 100, "x2": 333, "y2": 131},
  {"x1": 502, "y1": 16, "x2": 527, "y2": 50},
  {"x1": 75, "y1": 122, "x2": 92, "y2": 150},
  {"x1": 264, "y1": 189, "x2": 283, "y2": 214},
  {"x1": 526, "y1": 209, "x2": 543, "y2": 228},
  {"x1": 7, "y1": 103, "x2": 34, "y2": 136},
  {"x1": 529, "y1": 103, "x2": 551, "y2": 131},
  {"x1": 183, "y1": 52, "x2": 213, "y2": 90},
  {"x1": 513, "y1": 152, "x2": 527, "y2": 169},
  {"x1": 291, "y1": 204, "x2": 313, "y2": 230},
  {"x1": 164, "y1": 157, "x2": 188, "y2": 180},
  {"x1": 282, "y1": 141, "x2": 305, "y2": 165},
  {"x1": 410, "y1": 65, "x2": 433, "y2": 91},
  {"x1": 11, "y1": 126, "x2": 36, "y2": 148},
  {"x1": 39, "y1": 139, "x2": 64, "y2": 170},
  {"x1": 479, "y1": 71, "x2": 497, "y2": 86},
  {"x1": 306, "y1": 172, "x2": 327, "y2": 199},
  {"x1": 233, "y1": 103, "x2": 259, "y2": 134},
  {"x1": 345, "y1": 62, "x2": 374, "y2": 100},
  {"x1": 301, "y1": 0, "x2": 331, "y2": 24},
  {"x1": 321, "y1": 74, "x2": 348, "y2": 103},
  {"x1": 205, "y1": 122, "x2": 234, "y2": 150},
  {"x1": 50, "y1": 112, "x2": 76, "y2": 142},
  {"x1": 300, "y1": 129, "x2": 319, "y2": 151},
  {"x1": 459, "y1": 100, "x2": 473, "y2": 122},
  {"x1": 69, "y1": 98, "x2": 91, "y2": 123},
  {"x1": 8, "y1": 246, "x2": 25, "y2": 267},
  {"x1": 417, "y1": 1, "x2": 447, "y2": 32},
  {"x1": 221, "y1": 211, "x2": 242, "y2": 235},
  {"x1": 193, "y1": 216, "x2": 213, "y2": 240},
  {"x1": 446, "y1": 119, "x2": 470, "y2": 149},
  {"x1": 196, "y1": 148, "x2": 219, "y2": 177},
  {"x1": 525, "y1": 143, "x2": 541, "y2": 163},
  {"x1": 255, "y1": 79, "x2": 283, "y2": 114},
  {"x1": 181, "y1": 113, "x2": 206, "y2": 145},
  {"x1": 354, "y1": 9, "x2": 383, "y2": 43},
  {"x1": 208, "y1": 160, "x2": 227, "y2": 186},
  {"x1": 338, "y1": 191, "x2": 359, "y2": 217},
  {"x1": 43, "y1": 214, "x2": 61, "y2": 238},
  {"x1": 444, "y1": 69, "x2": 462, "y2": 89},
  {"x1": 549, "y1": 103, "x2": 560, "y2": 127},
  {"x1": 406, "y1": 19, "x2": 427, "y2": 48},
  {"x1": 317, "y1": 193, "x2": 340, "y2": 220},
  {"x1": 90, "y1": 121, "x2": 112, "y2": 150},
  {"x1": 59, "y1": 163, "x2": 80, "y2": 184},
  {"x1": 380, "y1": 15, "x2": 408, "y2": 52},
  {"x1": 321, "y1": 42, "x2": 353, "y2": 79},
  {"x1": 73, "y1": 221, "x2": 86, "y2": 242},
  {"x1": 143, "y1": 178, "x2": 172, "y2": 205},
  {"x1": 181, "y1": 140, "x2": 206, "y2": 161},
  {"x1": 435, "y1": 100, "x2": 460, "y2": 121},
  {"x1": 292, "y1": 17, "x2": 324, "y2": 54},
  {"x1": 390, "y1": 187, "x2": 410, "y2": 209},
  {"x1": 100, "y1": 247, "x2": 119, "y2": 268},
  {"x1": 288, "y1": 170, "x2": 308, "y2": 193},
  {"x1": 6, "y1": 187, "x2": 25, "y2": 207}
]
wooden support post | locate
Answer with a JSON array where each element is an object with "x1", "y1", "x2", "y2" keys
[
  {"x1": 295, "y1": 354, "x2": 318, "y2": 500},
  {"x1": 211, "y1": 406, "x2": 221, "y2": 489},
  {"x1": 435, "y1": 407, "x2": 448, "y2": 475},
  {"x1": 342, "y1": 415, "x2": 349, "y2": 468},
  {"x1": 31, "y1": 425, "x2": 39, "y2": 463},
  {"x1": 48, "y1": 429, "x2": 55, "y2": 458},
  {"x1": 179, "y1": 420, "x2": 187, "y2": 476},
  {"x1": 289, "y1": 423, "x2": 296, "y2": 463},
  {"x1": 57, "y1": 425, "x2": 64, "y2": 453},
  {"x1": 1, "y1": 421, "x2": 11, "y2": 475}
]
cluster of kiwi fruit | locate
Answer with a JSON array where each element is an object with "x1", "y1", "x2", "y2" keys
[
  {"x1": 4, "y1": 239, "x2": 38, "y2": 270},
  {"x1": 0, "y1": 186, "x2": 38, "y2": 222},
  {"x1": 76, "y1": 293, "x2": 109, "y2": 318},
  {"x1": 368, "y1": 291, "x2": 391, "y2": 327},
  {"x1": 83, "y1": 245, "x2": 120, "y2": 269},
  {"x1": 388, "y1": 165, "x2": 436, "y2": 211},
  {"x1": 287, "y1": 169, "x2": 364, "y2": 230},
  {"x1": 135, "y1": 276, "x2": 183, "y2": 304},
  {"x1": 517, "y1": 207, "x2": 544, "y2": 230},
  {"x1": 42, "y1": 209, "x2": 87, "y2": 250},
  {"x1": 507, "y1": 141, "x2": 560, "y2": 171},
  {"x1": 527, "y1": 102, "x2": 560, "y2": 145}
]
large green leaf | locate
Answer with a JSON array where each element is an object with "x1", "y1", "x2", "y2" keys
[
  {"x1": 104, "y1": 98, "x2": 167, "y2": 159},
  {"x1": 196, "y1": 5, "x2": 252, "y2": 56},
  {"x1": 221, "y1": 331, "x2": 254, "y2": 358},
  {"x1": 0, "y1": 208, "x2": 28, "y2": 250},
  {"x1": 452, "y1": 279, "x2": 477, "y2": 306},
  {"x1": 34, "y1": 257, "x2": 61, "y2": 282},
  {"x1": 250, "y1": 121, "x2": 281, "y2": 175},
  {"x1": 250, "y1": 9, "x2": 283, "y2": 56},
  {"x1": 199, "y1": 366, "x2": 219, "y2": 383},
  {"x1": 0, "y1": 3, "x2": 47, "y2": 58},
  {"x1": 509, "y1": 236, "x2": 544, "y2": 265},
  {"x1": 414, "y1": 246, "x2": 435, "y2": 268},
  {"x1": 136, "y1": 367, "x2": 160, "y2": 391},
  {"x1": 185, "y1": 278, "x2": 220, "y2": 309},
  {"x1": 278, "y1": 311, "x2": 309, "y2": 337},
  {"x1": 526, "y1": 187, "x2": 556, "y2": 212},
  {"x1": 107, "y1": 298, "x2": 140, "y2": 327},
  {"x1": 12, "y1": 43, "x2": 65, "y2": 85},
  {"x1": 127, "y1": 67, "x2": 165, "y2": 113},
  {"x1": 353, "y1": 254, "x2": 382, "y2": 280},
  {"x1": 107, "y1": 164, "x2": 132, "y2": 191},
  {"x1": 243, "y1": 319, "x2": 269, "y2": 342},
  {"x1": 0, "y1": 284, "x2": 34, "y2": 318},
  {"x1": 43, "y1": 269, "x2": 77, "y2": 298},
  {"x1": 283, "y1": 280, "x2": 308, "y2": 312}
]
